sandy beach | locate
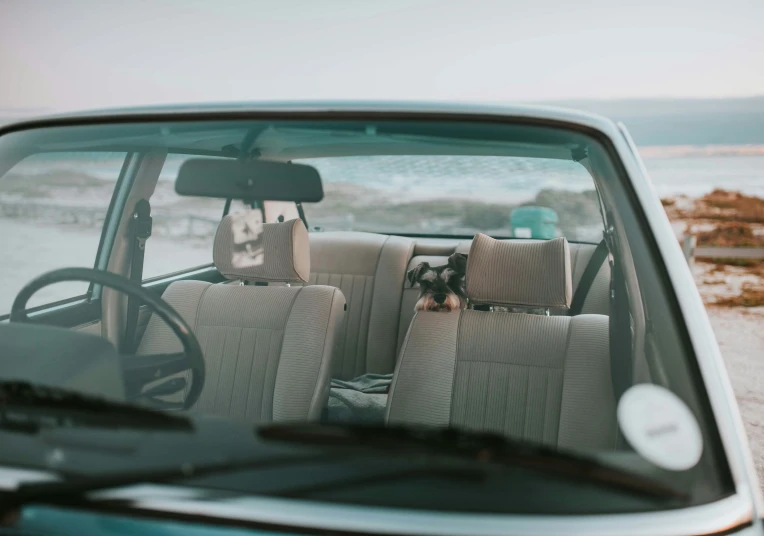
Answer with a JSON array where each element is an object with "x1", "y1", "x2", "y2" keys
[
  {"x1": 706, "y1": 305, "x2": 764, "y2": 486},
  {"x1": 666, "y1": 190, "x2": 764, "y2": 488},
  {"x1": 695, "y1": 259, "x2": 764, "y2": 486}
]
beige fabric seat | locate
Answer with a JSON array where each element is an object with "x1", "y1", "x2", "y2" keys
[
  {"x1": 397, "y1": 239, "x2": 610, "y2": 354},
  {"x1": 138, "y1": 218, "x2": 346, "y2": 423},
  {"x1": 277, "y1": 232, "x2": 413, "y2": 380},
  {"x1": 387, "y1": 234, "x2": 617, "y2": 451}
]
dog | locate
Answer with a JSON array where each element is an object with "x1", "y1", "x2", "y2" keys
[
  {"x1": 407, "y1": 253, "x2": 468, "y2": 312},
  {"x1": 407, "y1": 252, "x2": 548, "y2": 315}
]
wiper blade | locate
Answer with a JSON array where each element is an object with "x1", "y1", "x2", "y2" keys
[
  {"x1": 259, "y1": 423, "x2": 687, "y2": 500},
  {"x1": 0, "y1": 381, "x2": 191, "y2": 433}
]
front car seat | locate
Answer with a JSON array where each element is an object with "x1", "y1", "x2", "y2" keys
[
  {"x1": 137, "y1": 217, "x2": 346, "y2": 423},
  {"x1": 386, "y1": 234, "x2": 617, "y2": 451}
]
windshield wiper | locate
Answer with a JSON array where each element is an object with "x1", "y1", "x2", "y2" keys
[
  {"x1": 0, "y1": 381, "x2": 191, "y2": 433},
  {"x1": 2, "y1": 420, "x2": 685, "y2": 515},
  {"x1": 258, "y1": 423, "x2": 687, "y2": 500},
  {"x1": 2, "y1": 450, "x2": 355, "y2": 515}
]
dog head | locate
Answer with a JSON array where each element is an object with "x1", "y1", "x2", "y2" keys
[{"x1": 407, "y1": 253, "x2": 468, "y2": 312}]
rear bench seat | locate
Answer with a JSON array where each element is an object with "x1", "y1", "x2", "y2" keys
[
  {"x1": 282, "y1": 231, "x2": 608, "y2": 378},
  {"x1": 277, "y1": 232, "x2": 413, "y2": 380}
]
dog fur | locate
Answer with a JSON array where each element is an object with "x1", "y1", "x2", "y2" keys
[{"x1": 407, "y1": 253, "x2": 468, "y2": 312}]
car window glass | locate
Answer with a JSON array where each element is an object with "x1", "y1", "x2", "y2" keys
[
  {"x1": 0, "y1": 120, "x2": 734, "y2": 514},
  {"x1": 0, "y1": 151, "x2": 126, "y2": 313},
  {"x1": 142, "y1": 154, "x2": 227, "y2": 280},
  {"x1": 297, "y1": 155, "x2": 604, "y2": 242}
]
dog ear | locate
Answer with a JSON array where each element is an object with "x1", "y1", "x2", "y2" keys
[
  {"x1": 406, "y1": 262, "x2": 430, "y2": 287},
  {"x1": 447, "y1": 253, "x2": 468, "y2": 274}
]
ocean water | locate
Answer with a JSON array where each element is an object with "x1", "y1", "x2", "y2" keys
[
  {"x1": 298, "y1": 153, "x2": 764, "y2": 202},
  {"x1": 643, "y1": 155, "x2": 764, "y2": 199}
]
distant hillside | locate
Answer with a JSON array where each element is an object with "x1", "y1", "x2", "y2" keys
[{"x1": 543, "y1": 96, "x2": 764, "y2": 146}]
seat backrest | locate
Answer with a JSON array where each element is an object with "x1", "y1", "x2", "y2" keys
[
  {"x1": 282, "y1": 232, "x2": 413, "y2": 380},
  {"x1": 138, "y1": 218, "x2": 345, "y2": 423},
  {"x1": 397, "y1": 238, "x2": 610, "y2": 354},
  {"x1": 387, "y1": 234, "x2": 617, "y2": 451}
]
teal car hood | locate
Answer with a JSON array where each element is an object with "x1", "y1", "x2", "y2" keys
[{"x1": 16, "y1": 505, "x2": 285, "y2": 536}]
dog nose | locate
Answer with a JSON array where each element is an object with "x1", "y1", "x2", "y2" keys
[{"x1": 433, "y1": 293, "x2": 447, "y2": 304}]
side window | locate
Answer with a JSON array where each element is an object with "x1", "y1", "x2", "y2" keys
[
  {"x1": 0, "y1": 151, "x2": 126, "y2": 314},
  {"x1": 141, "y1": 154, "x2": 227, "y2": 280}
]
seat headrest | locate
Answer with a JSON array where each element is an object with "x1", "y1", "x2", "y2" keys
[
  {"x1": 465, "y1": 234, "x2": 572, "y2": 309},
  {"x1": 213, "y1": 216, "x2": 310, "y2": 283}
]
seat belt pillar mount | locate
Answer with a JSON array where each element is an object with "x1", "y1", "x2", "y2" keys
[
  {"x1": 123, "y1": 199, "x2": 152, "y2": 354},
  {"x1": 130, "y1": 201, "x2": 153, "y2": 251}
]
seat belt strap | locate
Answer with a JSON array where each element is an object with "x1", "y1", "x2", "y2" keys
[
  {"x1": 610, "y1": 257, "x2": 633, "y2": 401},
  {"x1": 295, "y1": 202, "x2": 309, "y2": 229},
  {"x1": 569, "y1": 239, "x2": 609, "y2": 316},
  {"x1": 122, "y1": 199, "x2": 152, "y2": 353}
]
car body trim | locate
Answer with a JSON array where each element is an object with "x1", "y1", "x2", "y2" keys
[{"x1": 85, "y1": 484, "x2": 754, "y2": 536}]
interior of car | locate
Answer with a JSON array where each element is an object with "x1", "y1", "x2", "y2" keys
[
  {"x1": 108, "y1": 124, "x2": 615, "y2": 445},
  {"x1": 133, "y1": 211, "x2": 612, "y2": 435},
  {"x1": 0, "y1": 116, "x2": 732, "y2": 510}
]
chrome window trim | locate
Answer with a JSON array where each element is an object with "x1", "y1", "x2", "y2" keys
[
  {"x1": 0, "y1": 466, "x2": 755, "y2": 536},
  {"x1": 26, "y1": 296, "x2": 89, "y2": 318},
  {"x1": 143, "y1": 265, "x2": 218, "y2": 289},
  {"x1": 0, "y1": 293, "x2": 89, "y2": 323},
  {"x1": 89, "y1": 484, "x2": 754, "y2": 536}
]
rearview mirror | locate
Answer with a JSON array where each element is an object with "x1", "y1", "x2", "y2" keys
[{"x1": 175, "y1": 159, "x2": 324, "y2": 202}]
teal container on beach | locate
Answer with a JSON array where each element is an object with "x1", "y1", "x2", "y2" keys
[{"x1": 510, "y1": 206, "x2": 559, "y2": 239}]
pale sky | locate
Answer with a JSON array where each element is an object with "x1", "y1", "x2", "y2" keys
[{"x1": 2, "y1": 0, "x2": 763, "y2": 114}]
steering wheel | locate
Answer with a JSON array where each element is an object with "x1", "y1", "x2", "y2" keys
[{"x1": 9, "y1": 267, "x2": 206, "y2": 410}]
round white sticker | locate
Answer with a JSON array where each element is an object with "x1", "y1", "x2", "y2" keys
[{"x1": 617, "y1": 384, "x2": 703, "y2": 471}]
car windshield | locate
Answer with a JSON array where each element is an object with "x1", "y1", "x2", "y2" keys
[{"x1": 0, "y1": 117, "x2": 733, "y2": 516}]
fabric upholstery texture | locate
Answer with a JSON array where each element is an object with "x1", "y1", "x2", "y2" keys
[
  {"x1": 213, "y1": 217, "x2": 310, "y2": 283},
  {"x1": 557, "y1": 314, "x2": 617, "y2": 449},
  {"x1": 465, "y1": 234, "x2": 572, "y2": 309},
  {"x1": 275, "y1": 232, "x2": 414, "y2": 379},
  {"x1": 274, "y1": 285, "x2": 346, "y2": 421},
  {"x1": 387, "y1": 309, "x2": 617, "y2": 450},
  {"x1": 397, "y1": 241, "x2": 610, "y2": 352},
  {"x1": 386, "y1": 311, "x2": 460, "y2": 427},
  {"x1": 450, "y1": 311, "x2": 569, "y2": 444},
  {"x1": 137, "y1": 281, "x2": 345, "y2": 423}
]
